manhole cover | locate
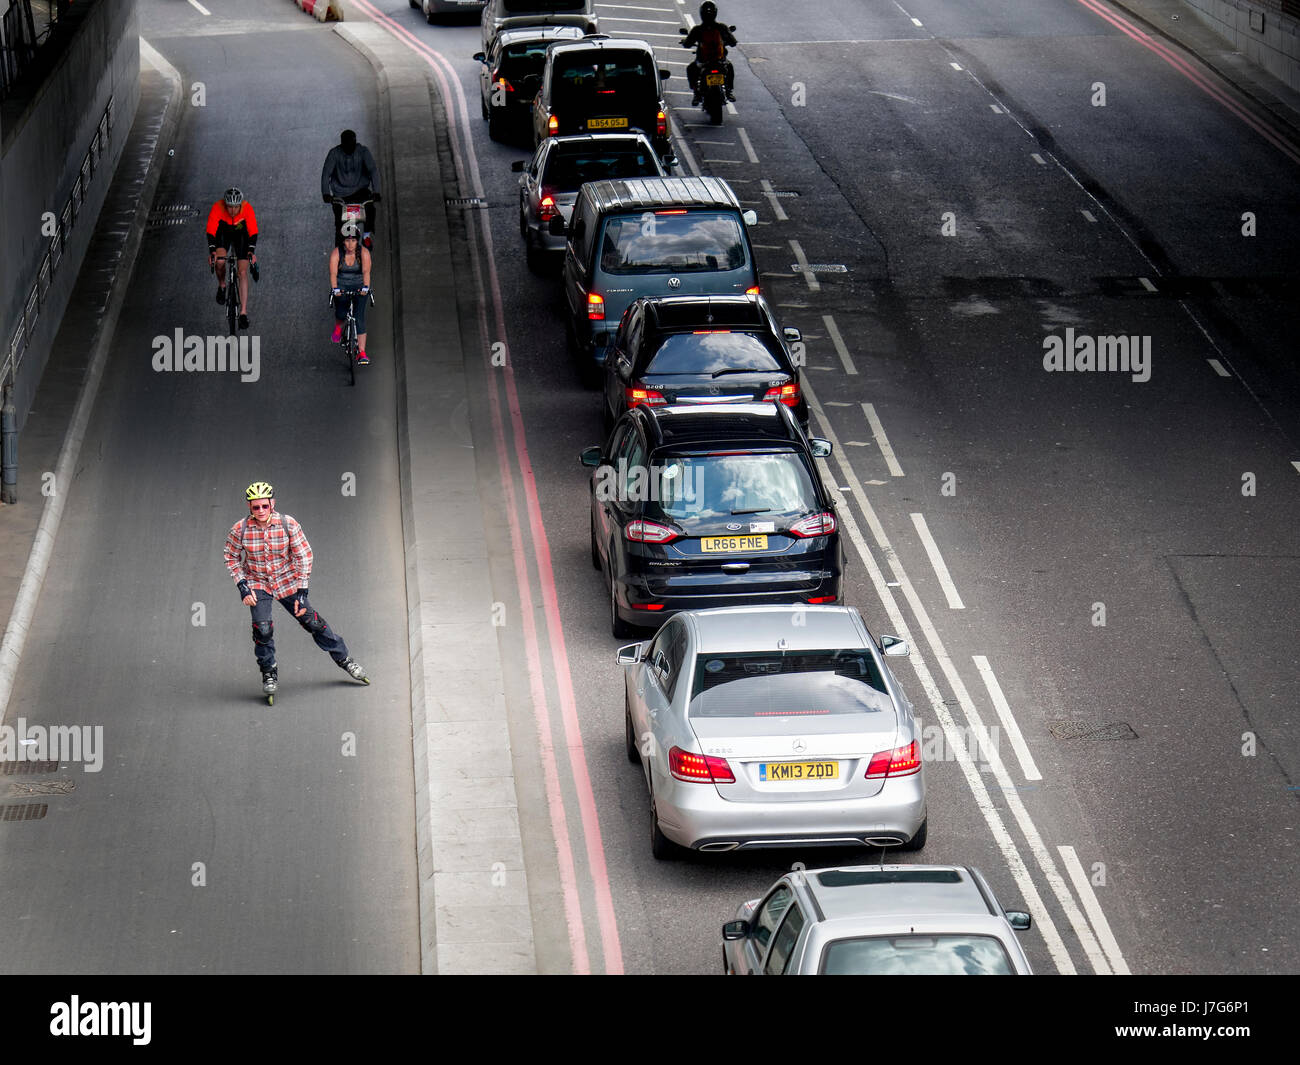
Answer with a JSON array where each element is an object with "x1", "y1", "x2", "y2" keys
[
  {"x1": 1049, "y1": 720, "x2": 1138, "y2": 740},
  {"x1": 446, "y1": 197, "x2": 487, "y2": 208},
  {"x1": 0, "y1": 803, "x2": 48, "y2": 822},
  {"x1": 1, "y1": 759, "x2": 58, "y2": 775}
]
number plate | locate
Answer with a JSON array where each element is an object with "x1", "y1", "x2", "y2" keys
[
  {"x1": 705, "y1": 73, "x2": 726, "y2": 86},
  {"x1": 587, "y1": 117, "x2": 629, "y2": 129},
  {"x1": 701, "y1": 535, "x2": 768, "y2": 552},
  {"x1": 760, "y1": 761, "x2": 839, "y2": 782}
]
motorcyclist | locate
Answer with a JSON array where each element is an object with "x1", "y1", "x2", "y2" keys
[
  {"x1": 683, "y1": 2, "x2": 736, "y2": 105},
  {"x1": 321, "y1": 129, "x2": 381, "y2": 249}
]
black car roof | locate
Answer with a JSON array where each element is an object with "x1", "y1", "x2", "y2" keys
[
  {"x1": 581, "y1": 176, "x2": 741, "y2": 213},
  {"x1": 547, "y1": 36, "x2": 656, "y2": 58},
  {"x1": 640, "y1": 404, "x2": 803, "y2": 453},
  {"x1": 497, "y1": 25, "x2": 586, "y2": 45},
  {"x1": 642, "y1": 295, "x2": 768, "y2": 332}
]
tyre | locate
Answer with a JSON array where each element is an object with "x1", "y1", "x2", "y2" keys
[
  {"x1": 610, "y1": 569, "x2": 633, "y2": 639},
  {"x1": 896, "y1": 816, "x2": 928, "y2": 852},
  {"x1": 481, "y1": 93, "x2": 489, "y2": 121},
  {"x1": 602, "y1": 397, "x2": 614, "y2": 440},
  {"x1": 424, "y1": 2, "x2": 437, "y2": 24},
  {"x1": 590, "y1": 506, "x2": 602, "y2": 570},
  {"x1": 488, "y1": 107, "x2": 504, "y2": 142},
  {"x1": 525, "y1": 239, "x2": 546, "y2": 275},
  {"x1": 706, "y1": 95, "x2": 723, "y2": 125},
  {"x1": 650, "y1": 791, "x2": 679, "y2": 860},
  {"x1": 624, "y1": 694, "x2": 639, "y2": 764}
]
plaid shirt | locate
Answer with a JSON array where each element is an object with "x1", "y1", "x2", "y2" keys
[{"x1": 223, "y1": 512, "x2": 313, "y2": 599}]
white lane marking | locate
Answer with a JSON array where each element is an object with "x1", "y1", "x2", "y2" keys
[
  {"x1": 804, "y1": 383, "x2": 1078, "y2": 974},
  {"x1": 602, "y1": 3, "x2": 680, "y2": 10},
  {"x1": 188, "y1": 0, "x2": 211, "y2": 13},
  {"x1": 1081, "y1": 209, "x2": 1097, "y2": 222},
  {"x1": 693, "y1": 138, "x2": 736, "y2": 144},
  {"x1": 1208, "y1": 358, "x2": 1230, "y2": 377},
  {"x1": 815, "y1": 389, "x2": 1114, "y2": 973},
  {"x1": 822, "y1": 314, "x2": 856, "y2": 375},
  {"x1": 624, "y1": 30, "x2": 685, "y2": 38},
  {"x1": 601, "y1": 16, "x2": 681, "y2": 25},
  {"x1": 1139, "y1": 276, "x2": 1157, "y2": 292},
  {"x1": 760, "y1": 178, "x2": 788, "y2": 221},
  {"x1": 990, "y1": 104, "x2": 1003, "y2": 113},
  {"x1": 726, "y1": 100, "x2": 738, "y2": 116},
  {"x1": 657, "y1": 58, "x2": 691, "y2": 66},
  {"x1": 789, "y1": 240, "x2": 820, "y2": 292},
  {"x1": 1292, "y1": 461, "x2": 1300, "y2": 475},
  {"x1": 673, "y1": 128, "x2": 701, "y2": 176},
  {"x1": 736, "y1": 127, "x2": 759, "y2": 163},
  {"x1": 1058, "y1": 846, "x2": 1131, "y2": 974},
  {"x1": 1031, "y1": 153, "x2": 1046, "y2": 164},
  {"x1": 950, "y1": 62, "x2": 962, "y2": 70},
  {"x1": 702, "y1": 157, "x2": 743, "y2": 163},
  {"x1": 664, "y1": 89, "x2": 695, "y2": 96},
  {"x1": 972, "y1": 656, "x2": 1042, "y2": 780},
  {"x1": 912, "y1": 17, "x2": 923, "y2": 26},
  {"x1": 910, "y1": 513, "x2": 965, "y2": 609},
  {"x1": 861, "y1": 402, "x2": 903, "y2": 476}
]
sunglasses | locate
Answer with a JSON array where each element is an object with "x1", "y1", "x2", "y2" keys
[{"x1": 250, "y1": 502, "x2": 272, "y2": 511}]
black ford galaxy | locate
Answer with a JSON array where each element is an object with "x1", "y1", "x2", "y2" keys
[{"x1": 581, "y1": 404, "x2": 844, "y2": 637}]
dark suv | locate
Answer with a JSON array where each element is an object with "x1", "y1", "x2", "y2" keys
[
  {"x1": 532, "y1": 36, "x2": 674, "y2": 166},
  {"x1": 602, "y1": 294, "x2": 808, "y2": 434},
  {"x1": 580, "y1": 403, "x2": 843, "y2": 637}
]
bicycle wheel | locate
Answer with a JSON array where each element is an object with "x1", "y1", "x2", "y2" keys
[
  {"x1": 345, "y1": 317, "x2": 357, "y2": 386},
  {"x1": 226, "y1": 258, "x2": 238, "y2": 335}
]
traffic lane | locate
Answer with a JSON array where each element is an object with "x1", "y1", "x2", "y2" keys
[
  {"x1": 892, "y1": 0, "x2": 1108, "y2": 39},
  {"x1": 0, "y1": 14, "x2": 417, "y2": 973}
]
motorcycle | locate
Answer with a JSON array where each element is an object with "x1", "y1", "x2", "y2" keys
[{"x1": 680, "y1": 26, "x2": 736, "y2": 126}]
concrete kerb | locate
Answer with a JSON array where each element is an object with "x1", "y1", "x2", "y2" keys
[
  {"x1": 333, "y1": 23, "x2": 539, "y2": 975},
  {"x1": 0, "y1": 40, "x2": 183, "y2": 721}
]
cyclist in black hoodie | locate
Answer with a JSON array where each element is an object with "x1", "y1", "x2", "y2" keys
[{"x1": 321, "y1": 129, "x2": 382, "y2": 248}]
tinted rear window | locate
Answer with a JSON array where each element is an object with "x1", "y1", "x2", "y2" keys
[
  {"x1": 500, "y1": 43, "x2": 552, "y2": 74},
  {"x1": 645, "y1": 333, "x2": 783, "y2": 375},
  {"x1": 820, "y1": 935, "x2": 1015, "y2": 975},
  {"x1": 599, "y1": 211, "x2": 748, "y2": 275},
  {"x1": 553, "y1": 51, "x2": 656, "y2": 102},
  {"x1": 642, "y1": 452, "x2": 813, "y2": 522},
  {"x1": 504, "y1": 0, "x2": 585, "y2": 11},
  {"x1": 688, "y1": 651, "x2": 889, "y2": 720},
  {"x1": 544, "y1": 146, "x2": 661, "y2": 189}
]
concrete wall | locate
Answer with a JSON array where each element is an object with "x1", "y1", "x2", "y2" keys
[
  {"x1": 1182, "y1": 0, "x2": 1300, "y2": 93},
  {"x1": 0, "y1": 0, "x2": 140, "y2": 432}
]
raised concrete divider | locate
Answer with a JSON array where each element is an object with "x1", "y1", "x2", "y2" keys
[{"x1": 335, "y1": 23, "x2": 538, "y2": 974}]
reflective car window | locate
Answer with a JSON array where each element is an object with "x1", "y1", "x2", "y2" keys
[
  {"x1": 664, "y1": 622, "x2": 689, "y2": 700},
  {"x1": 643, "y1": 453, "x2": 813, "y2": 523},
  {"x1": 599, "y1": 212, "x2": 748, "y2": 275},
  {"x1": 763, "y1": 905, "x2": 806, "y2": 976},
  {"x1": 553, "y1": 51, "x2": 657, "y2": 104},
  {"x1": 621, "y1": 435, "x2": 647, "y2": 502},
  {"x1": 645, "y1": 333, "x2": 783, "y2": 376},
  {"x1": 689, "y1": 650, "x2": 891, "y2": 718},
  {"x1": 751, "y1": 885, "x2": 793, "y2": 952},
  {"x1": 820, "y1": 935, "x2": 1015, "y2": 975},
  {"x1": 504, "y1": 0, "x2": 585, "y2": 12},
  {"x1": 544, "y1": 149, "x2": 661, "y2": 189}
]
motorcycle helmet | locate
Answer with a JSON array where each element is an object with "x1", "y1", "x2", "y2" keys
[{"x1": 699, "y1": 2, "x2": 717, "y2": 22}]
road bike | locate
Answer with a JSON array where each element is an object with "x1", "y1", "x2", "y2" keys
[
  {"x1": 330, "y1": 196, "x2": 376, "y2": 249},
  {"x1": 212, "y1": 246, "x2": 258, "y2": 334},
  {"x1": 330, "y1": 287, "x2": 374, "y2": 386}
]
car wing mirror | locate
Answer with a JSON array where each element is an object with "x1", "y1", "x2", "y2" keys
[
  {"x1": 615, "y1": 642, "x2": 645, "y2": 666},
  {"x1": 742, "y1": 209, "x2": 758, "y2": 226},
  {"x1": 1005, "y1": 910, "x2": 1032, "y2": 931},
  {"x1": 879, "y1": 634, "x2": 909, "y2": 657},
  {"x1": 659, "y1": 69, "x2": 671, "y2": 80},
  {"x1": 783, "y1": 327, "x2": 802, "y2": 342},
  {"x1": 722, "y1": 919, "x2": 749, "y2": 941},
  {"x1": 472, "y1": 52, "x2": 486, "y2": 63},
  {"x1": 580, "y1": 445, "x2": 605, "y2": 467},
  {"x1": 809, "y1": 438, "x2": 832, "y2": 458}
]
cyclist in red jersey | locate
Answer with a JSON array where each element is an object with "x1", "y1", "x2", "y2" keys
[{"x1": 205, "y1": 187, "x2": 258, "y2": 329}]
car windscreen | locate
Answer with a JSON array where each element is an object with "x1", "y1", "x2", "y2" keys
[
  {"x1": 642, "y1": 452, "x2": 814, "y2": 524},
  {"x1": 687, "y1": 652, "x2": 889, "y2": 721},
  {"x1": 504, "y1": 0, "x2": 585, "y2": 12},
  {"x1": 645, "y1": 333, "x2": 783, "y2": 375},
  {"x1": 599, "y1": 211, "x2": 748, "y2": 275},
  {"x1": 551, "y1": 51, "x2": 657, "y2": 106},
  {"x1": 543, "y1": 147, "x2": 661, "y2": 189},
  {"x1": 819, "y1": 934, "x2": 1016, "y2": 975}
]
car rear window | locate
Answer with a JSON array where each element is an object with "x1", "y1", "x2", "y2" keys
[
  {"x1": 553, "y1": 51, "x2": 656, "y2": 102},
  {"x1": 643, "y1": 452, "x2": 813, "y2": 523},
  {"x1": 599, "y1": 211, "x2": 748, "y2": 275},
  {"x1": 500, "y1": 43, "x2": 552, "y2": 75},
  {"x1": 544, "y1": 146, "x2": 660, "y2": 189},
  {"x1": 688, "y1": 652, "x2": 890, "y2": 720},
  {"x1": 819, "y1": 935, "x2": 1016, "y2": 975},
  {"x1": 645, "y1": 333, "x2": 783, "y2": 375},
  {"x1": 504, "y1": 0, "x2": 585, "y2": 12}
]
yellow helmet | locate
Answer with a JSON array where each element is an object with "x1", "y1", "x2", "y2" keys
[{"x1": 245, "y1": 481, "x2": 275, "y2": 501}]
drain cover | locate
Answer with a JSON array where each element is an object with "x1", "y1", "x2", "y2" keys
[
  {"x1": 1049, "y1": 720, "x2": 1138, "y2": 740},
  {"x1": 4, "y1": 779, "x2": 74, "y2": 797},
  {"x1": 146, "y1": 204, "x2": 198, "y2": 227},
  {"x1": 0, "y1": 803, "x2": 48, "y2": 821},
  {"x1": 446, "y1": 197, "x2": 487, "y2": 208},
  {"x1": 1, "y1": 760, "x2": 59, "y2": 775}
]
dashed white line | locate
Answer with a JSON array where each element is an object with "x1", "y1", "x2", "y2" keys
[
  {"x1": 950, "y1": 62, "x2": 963, "y2": 70},
  {"x1": 1081, "y1": 209, "x2": 1097, "y2": 222},
  {"x1": 601, "y1": 16, "x2": 682, "y2": 25},
  {"x1": 861, "y1": 402, "x2": 903, "y2": 476},
  {"x1": 702, "y1": 158, "x2": 743, "y2": 163},
  {"x1": 1139, "y1": 276, "x2": 1157, "y2": 292},
  {"x1": 990, "y1": 104, "x2": 1003, "y2": 113},
  {"x1": 760, "y1": 179, "x2": 788, "y2": 221},
  {"x1": 1292, "y1": 461, "x2": 1300, "y2": 475},
  {"x1": 911, "y1": 17, "x2": 923, "y2": 26},
  {"x1": 1031, "y1": 153, "x2": 1046, "y2": 165},
  {"x1": 1058, "y1": 846, "x2": 1131, "y2": 975},
  {"x1": 910, "y1": 514, "x2": 965, "y2": 609},
  {"x1": 187, "y1": 0, "x2": 211, "y2": 13},
  {"x1": 1208, "y1": 358, "x2": 1230, "y2": 377},
  {"x1": 972, "y1": 656, "x2": 1042, "y2": 780},
  {"x1": 736, "y1": 127, "x2": 759, "y2": 163},
  {"x1": 822, "y1": 314, "x2": 856, "y2": 375},
  {"x1": 789, "y1": 239, "x2": 820, "y2": 293}
]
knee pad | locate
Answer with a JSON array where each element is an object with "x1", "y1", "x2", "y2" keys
[
  {"x1": 298, "y1": 610, "x2": 327, "y2": 635},
  {"x1": 252, "y1": 620, "x2": 274, "y2": 645}
]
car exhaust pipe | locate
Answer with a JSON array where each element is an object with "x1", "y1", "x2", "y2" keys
[
  {"x1": 697, "y1": 842, "x2": 740, "y2": 852},
  {"x1": 863, "y1": 835, "x2": 905, "y2": 846}
]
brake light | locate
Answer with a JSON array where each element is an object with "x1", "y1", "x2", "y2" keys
[
  {"x1": 656, "y1": 209, "x2": 688, "y2": 215},
  {"x1": 864, "y1": 740, "x2": 922, "y2": 779},
  {"x1": 625, "y1": 519, "x2": 678, "y2": 544},
  {"x1": 587, "y1": 292, "x2": 605, "y2": 320},
  {"x1": 547, "y1": 114, "x2": 559, "y2": 136},
  {"x1": 656, "y1": 110, "x2": 668, "y2": 137},
  {"x1": 539, "y1": 190, "x2": 558, "y2": 222},
  {"x1": 631, "y1": 602, "x2": 664, "y2": 612},
  {"x1": 496, "y1": 75, "x2": 514, "y2": 93},
  {"x1": 788, "y1": 512, "x2": 837, "y2": 538},
  {"x1": 806, "y1": 595, "x2": 838, "y2": 604},
  {"x1": 691, "y1": 329, "x2": 731, "y2": 334},
  {"x1": 669, "y1": 746, "x2": 735, "y2": 784},
  {"x1": 625, "y1": 385, "x2": 666, "y2": 408},
  {"x1": 745, "y1": 285, "x2": 760, "y2": 295},
  {"x1": 763, "y1": 381, "x2": 801, "y2": 407}
]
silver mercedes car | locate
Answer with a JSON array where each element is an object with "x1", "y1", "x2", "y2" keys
[
  {"x1": 722, "y1": 864, "x2": 1034, "y2": 975},
  {"x1": 617, "y1": 605, "x2": 927, "y2": 859}
]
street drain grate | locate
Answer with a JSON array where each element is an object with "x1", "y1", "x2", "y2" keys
[
  {"x1": 146, "y1": 204, "x2": 198, "y2": 227},
  {"x1": 1049, "y1": 721, "x2": 1138, "y2": 740},
  {"x1": 1, "y1": 760, "x2": 59, "y2": 775},
  {"x1": 4, "y1": 780, "x2": 74, "y2": 797},
  {"x1": 446, "y1": 197, "x2": 487, "y2": 208},
  {"x1": 1, "y1": 803, "x2": 48, "y2": 822}
]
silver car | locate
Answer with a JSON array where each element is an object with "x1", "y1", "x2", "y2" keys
[
  {"x1": 722, "y1": 864, "x2": 1034, "y2": 975},
  {"x1": 512, "y1": 132, "x2": 665, "y2": 271},
  {"x1": 617, "y1": 605, "x2": 927, "y2": 859}
]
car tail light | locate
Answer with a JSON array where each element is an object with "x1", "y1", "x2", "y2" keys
[
  {"x1": 587, "y1": 292, "x2": 605, "y2": 320},
  {"x1": 625, "y1": 519, "x2": 678, "y2": 544},
  {"x1": 745, "y1": 285, "x2": 760, "y2": 296},
  {"x1": 763, "y1": 381, "x2": 801, "y2": 407},
  {"x1": 865, "y1": 740, "x2": 922, "y2": 779},
  {"x1": 630, "y1": 602, "x2": 664, "y2": 612},
  {"x1": 625, "y1": 385, "x2": 666, "y2": 409},
  {"x1": 669, "y1": 746, "x2": 735, "y2": 783},
  {"x1": 539, "y1": 189, "x2": 558, "y2": 222},
  {"x1": 496, "y1": 75, "x2": 514, "y2": 93},
  {"x1": 547, "y1": 114, "x2": 559, "y2": 136},
  {"x1": 806, "y1": 595, "x2": 838, "y2": 604},
  {"x1": 788, "y1": 512, "x2": 837, "y2": 537},
  {"x1": 656, "y1": 110, "x2": 668, "y2": 137}
]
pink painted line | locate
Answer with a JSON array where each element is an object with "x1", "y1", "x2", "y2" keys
[
  {"x1": 1074, "y1": 0, "x2": 1300, "y2": 165},
  {"x1": 347, "y1": 0, "x2": 591, "y2": 973}
]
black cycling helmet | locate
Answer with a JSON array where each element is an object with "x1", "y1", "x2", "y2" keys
[{"x1": 699, "y1": 2, "x2": 717, "y2": 22}]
